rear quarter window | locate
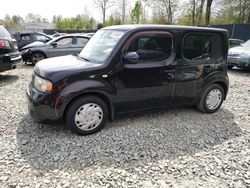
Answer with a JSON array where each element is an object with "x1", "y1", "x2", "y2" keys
[
  {"x1": 0, "y1": 26, "x2": 11, "y2": 37},
  {"x1": 183, "y1": 33, "x2": 213, "y2": 61}
]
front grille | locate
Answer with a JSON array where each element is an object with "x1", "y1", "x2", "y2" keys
[{"x1": 228, "y1": 54, "x2": 240, "y2": 57}]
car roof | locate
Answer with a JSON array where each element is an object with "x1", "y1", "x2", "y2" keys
[
  {"x1": 59, "y1": 33, "x2": 90, "y2": 38},
  {"x1": 229, "y1": 39, "x2": 243, "y2": 41},
  {"x1": 103, "y1": 24, "x2": 228, "y2": 34}
]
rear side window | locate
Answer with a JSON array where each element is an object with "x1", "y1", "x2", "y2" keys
[
  {"x1": 34, "y1": 34, "x2": 50, "y2": 41},
  {"x1": 21, "y1": 34, "x2": 31, "y2": 41},
  {"x1": 0, "y1": 26, "x2": 11, "y2": 37},
  {"x1": 183, "y1": 34, "x2": 213, "y2": 60},
  {"x1": 128, "y1": 34, "x2": 172, "y2": 61}
]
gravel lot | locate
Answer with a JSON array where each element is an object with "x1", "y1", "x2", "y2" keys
[{"x1": 0, "y1": 65, "x2": 250, "y2": 188}]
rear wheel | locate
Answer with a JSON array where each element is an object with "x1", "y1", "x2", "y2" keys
[
  {"x1": 197, "y1": 84, "x2": 225, "y2": 113},
  {"x1": 66, "y1": 96, "x2": 108, "y2": 135},
  {"x1": 31, "y1": 52, "x2": 46, "y2": 65}
]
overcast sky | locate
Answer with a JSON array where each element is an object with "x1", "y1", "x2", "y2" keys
[{"x1": 0, "y1": 0, "x2": 133, "y2": 22}]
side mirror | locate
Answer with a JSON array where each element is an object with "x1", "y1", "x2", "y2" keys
[
  {"x1": 51, "y1": 42, "x2": 57, "y2": 47},
  {"x1": 123, "y1": 52, "x2": 139, "y2": 64}
]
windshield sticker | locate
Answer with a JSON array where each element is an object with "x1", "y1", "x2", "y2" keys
[{"x1": 110, "y1": 31, "x2": 124, "y2": 39}]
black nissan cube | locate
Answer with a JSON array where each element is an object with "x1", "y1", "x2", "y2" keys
[{"x1": 27, "y1": 25, "x2": 229, "y2": 135}]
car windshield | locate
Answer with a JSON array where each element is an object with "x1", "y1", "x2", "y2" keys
[
  {"x1": 243, "y1": 40, "x2": 250, "y2": 47},
  {"x1": 79, "y1": 29, "x2": 125, "y2": 63}
]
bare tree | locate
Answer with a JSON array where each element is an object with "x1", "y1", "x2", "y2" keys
[
  {"x1": 205, "y1": 0, "x2": 213, "y2": 25},
  {"x1": 197, "y1": 0, "x2": 205, "y2": 25},
  {"x1": 94, "y1": 0, "x2": 112, "y2": 24},
  {"x1": 120, "y1": 0, "x2": 129, "y2": 24},
  {"x1": 191, "y1": 0, "x2": 196, "y2": 25},
  {"x1": 152, "y1": 0, "x2": 178, "y2": 24}
]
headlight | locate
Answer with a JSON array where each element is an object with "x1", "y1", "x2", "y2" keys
[
  {"x1": 240, "y1": 52, "x2": 250, "y2": 57},
  {"x1": 34, "y1": 75, "x2": 52, "y2": 93}
]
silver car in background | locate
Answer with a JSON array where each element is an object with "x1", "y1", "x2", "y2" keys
[
  {"x1": 228, "y1": 39, "x2": 250, "y2": 70},
  {"x1": 21, "y1": 34, "x2": 90, "y2": 64}
]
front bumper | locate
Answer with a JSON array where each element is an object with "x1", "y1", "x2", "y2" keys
[
  {"x1": 26, "y1": 84, "x2": 60, "y2": 122},
  {"x1": 20, "y1": 49, "x2": 31, "y2": 62},
  {"x1": 228, "y1": 56, "x2": 250, "y2": 68},
  {"x1": 0, "y1": 52, "x2": 23, "y2": 72}
]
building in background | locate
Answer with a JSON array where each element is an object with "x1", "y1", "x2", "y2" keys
[{"x1": 21, "y1": 22, "x2": 54, "y2": 33}]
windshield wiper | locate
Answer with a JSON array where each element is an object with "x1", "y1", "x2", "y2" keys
[{"x1": 78, "y1": 54, "x2": 90, "y2": 62}]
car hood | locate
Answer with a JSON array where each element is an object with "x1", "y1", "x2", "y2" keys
[
  {"x1": 22, "y1": 41, "x2": 46, "y2": 50},
  {"x1": 34, "y1": 55, "x2": 102, "y2": 80},
  {"x1": 229, "y1": 46, "x2": 250, "y2": 55}
]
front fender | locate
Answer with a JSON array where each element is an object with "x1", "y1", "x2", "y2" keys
[{"x1": 54, "y1": 79, "x2": 116, "y2": 118}]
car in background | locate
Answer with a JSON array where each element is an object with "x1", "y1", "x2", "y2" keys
[
  {"x1": 84, "y1": 33, "x2": 95, "y2": 38},
  {"x1": 0, "y1": 25, "x2": 22, "y2": 73},
  {"x1": 229, "y1": 39, "x2": 244, "y2": 48},
  {"x1": 21, "y1": 34, "x2": 90, "y2": 64},
  {"x1": 12, "y1": 32, "x2": 52, "y2": 50},
  {"x1": 50, "y1": 31, "x2": 67, "y2": 38},
  {"x1": 228, "y1": 39, "x2": 250, "y2": 70}
]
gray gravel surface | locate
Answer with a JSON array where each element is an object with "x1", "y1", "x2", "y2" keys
[{"x1": 0, "y1": 65, "x2": 250, "y2": 188}]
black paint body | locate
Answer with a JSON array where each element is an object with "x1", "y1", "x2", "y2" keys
[{"x1": 26, "y1": 25, "x2": 229, "y2": 122}]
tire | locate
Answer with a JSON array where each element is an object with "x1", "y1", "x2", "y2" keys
[
  {"x1": 197, "y1": 84, "x2": 225, "y2": 113},
  {"x1": 31, "y1": 52, "x2": 46, "y2": 65},
  {"x1": 227, "y1": 65, "x2": 233, "y2": 69},
  {"x1": 65, "y1": 95, "x2": 108, "y2": 135}
]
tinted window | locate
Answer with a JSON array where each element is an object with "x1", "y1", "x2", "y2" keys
[
  {"x1": 183, "y1": 34, "x2": 213, "y2": 60},
  {"x1": 34, "y1": 34, "x2": 49, "y2": 41},
  {"x1": 128, "y1": 35, "x2": 172, "y2": 61},
  {"x1": 76, "y1": 37, "x2": 89, "y2": 45},
  {"x1": 21, "y1": 34, "x2": 31, "y2": 41},
  {"x1": 56, "y1": 37, "x2": 73, "y2": 46},
  {"x1": 0, "y1": 26, "x2": 11, "y2": 37}
]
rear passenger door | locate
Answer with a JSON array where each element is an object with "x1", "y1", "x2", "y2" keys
[{"x1": 173, "y1": 33, "x2": 214, "y2": 105}]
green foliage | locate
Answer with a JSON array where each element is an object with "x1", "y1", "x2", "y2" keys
[
  {"x1": 105, "y1": 15, "x2": 122, "y2": 26},
  {"x1": 0, "y1": 14, "x2": 23, "y2": 32},
  {"x1": 130, "y1": 0, "x2": 142, "y2": 24},
  {"x1": 55, "y1": 15, "x2": 96, "y2": 30}
]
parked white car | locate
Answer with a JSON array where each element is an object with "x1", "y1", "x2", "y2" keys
[{"x1": 228, "y1": 39, "x2": 250, "y2": 70}]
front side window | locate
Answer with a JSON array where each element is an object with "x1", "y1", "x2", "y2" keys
[
  {"x1": 183, "y1": 34, "x2": 213, "y2": 60},
  {"x1": 128, "y1": 34, "x2": 172, "y2": 61},
  {"x1": 79, "y1": 29, "x2": 125, "y2": 63},
  {"x1": 56, "y1": 37, "x2": 73, "y2": 46},
  {"x1": 76, "y1": 37, "x2": 89, "y2": 46}
]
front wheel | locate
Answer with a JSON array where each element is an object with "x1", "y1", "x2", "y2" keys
[
  {"x1": 197, "y1": 84, "x2": 225, "y2": 113},
  {"x1": 31, "y1": 52, "x2": 46, "y2": 65},
  {"x1": 66, "y1": 96, "x2": 108, "y2": 135}
]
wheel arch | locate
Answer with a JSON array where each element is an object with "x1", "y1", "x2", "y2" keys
[
  {"x1": 203, "y1": 72, "x2": 229, "y2": 100},
  {"x1": 62, "y1": 92, "x2": 114, "y2": 122},
  {"x1": 31, "y1": 50, "x2": 47, "y2": 58}
]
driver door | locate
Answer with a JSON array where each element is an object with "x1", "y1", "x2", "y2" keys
[
  {"x1": 47, "y1": 36, "x2": 74, "y2": 57},
  {"x1": 113, "y1": 31, "x2": 176, "y2": 113}
]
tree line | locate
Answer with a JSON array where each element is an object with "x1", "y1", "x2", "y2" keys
[{"x1": 1, "y1": 0, "x2": 249, "y2": 32}]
